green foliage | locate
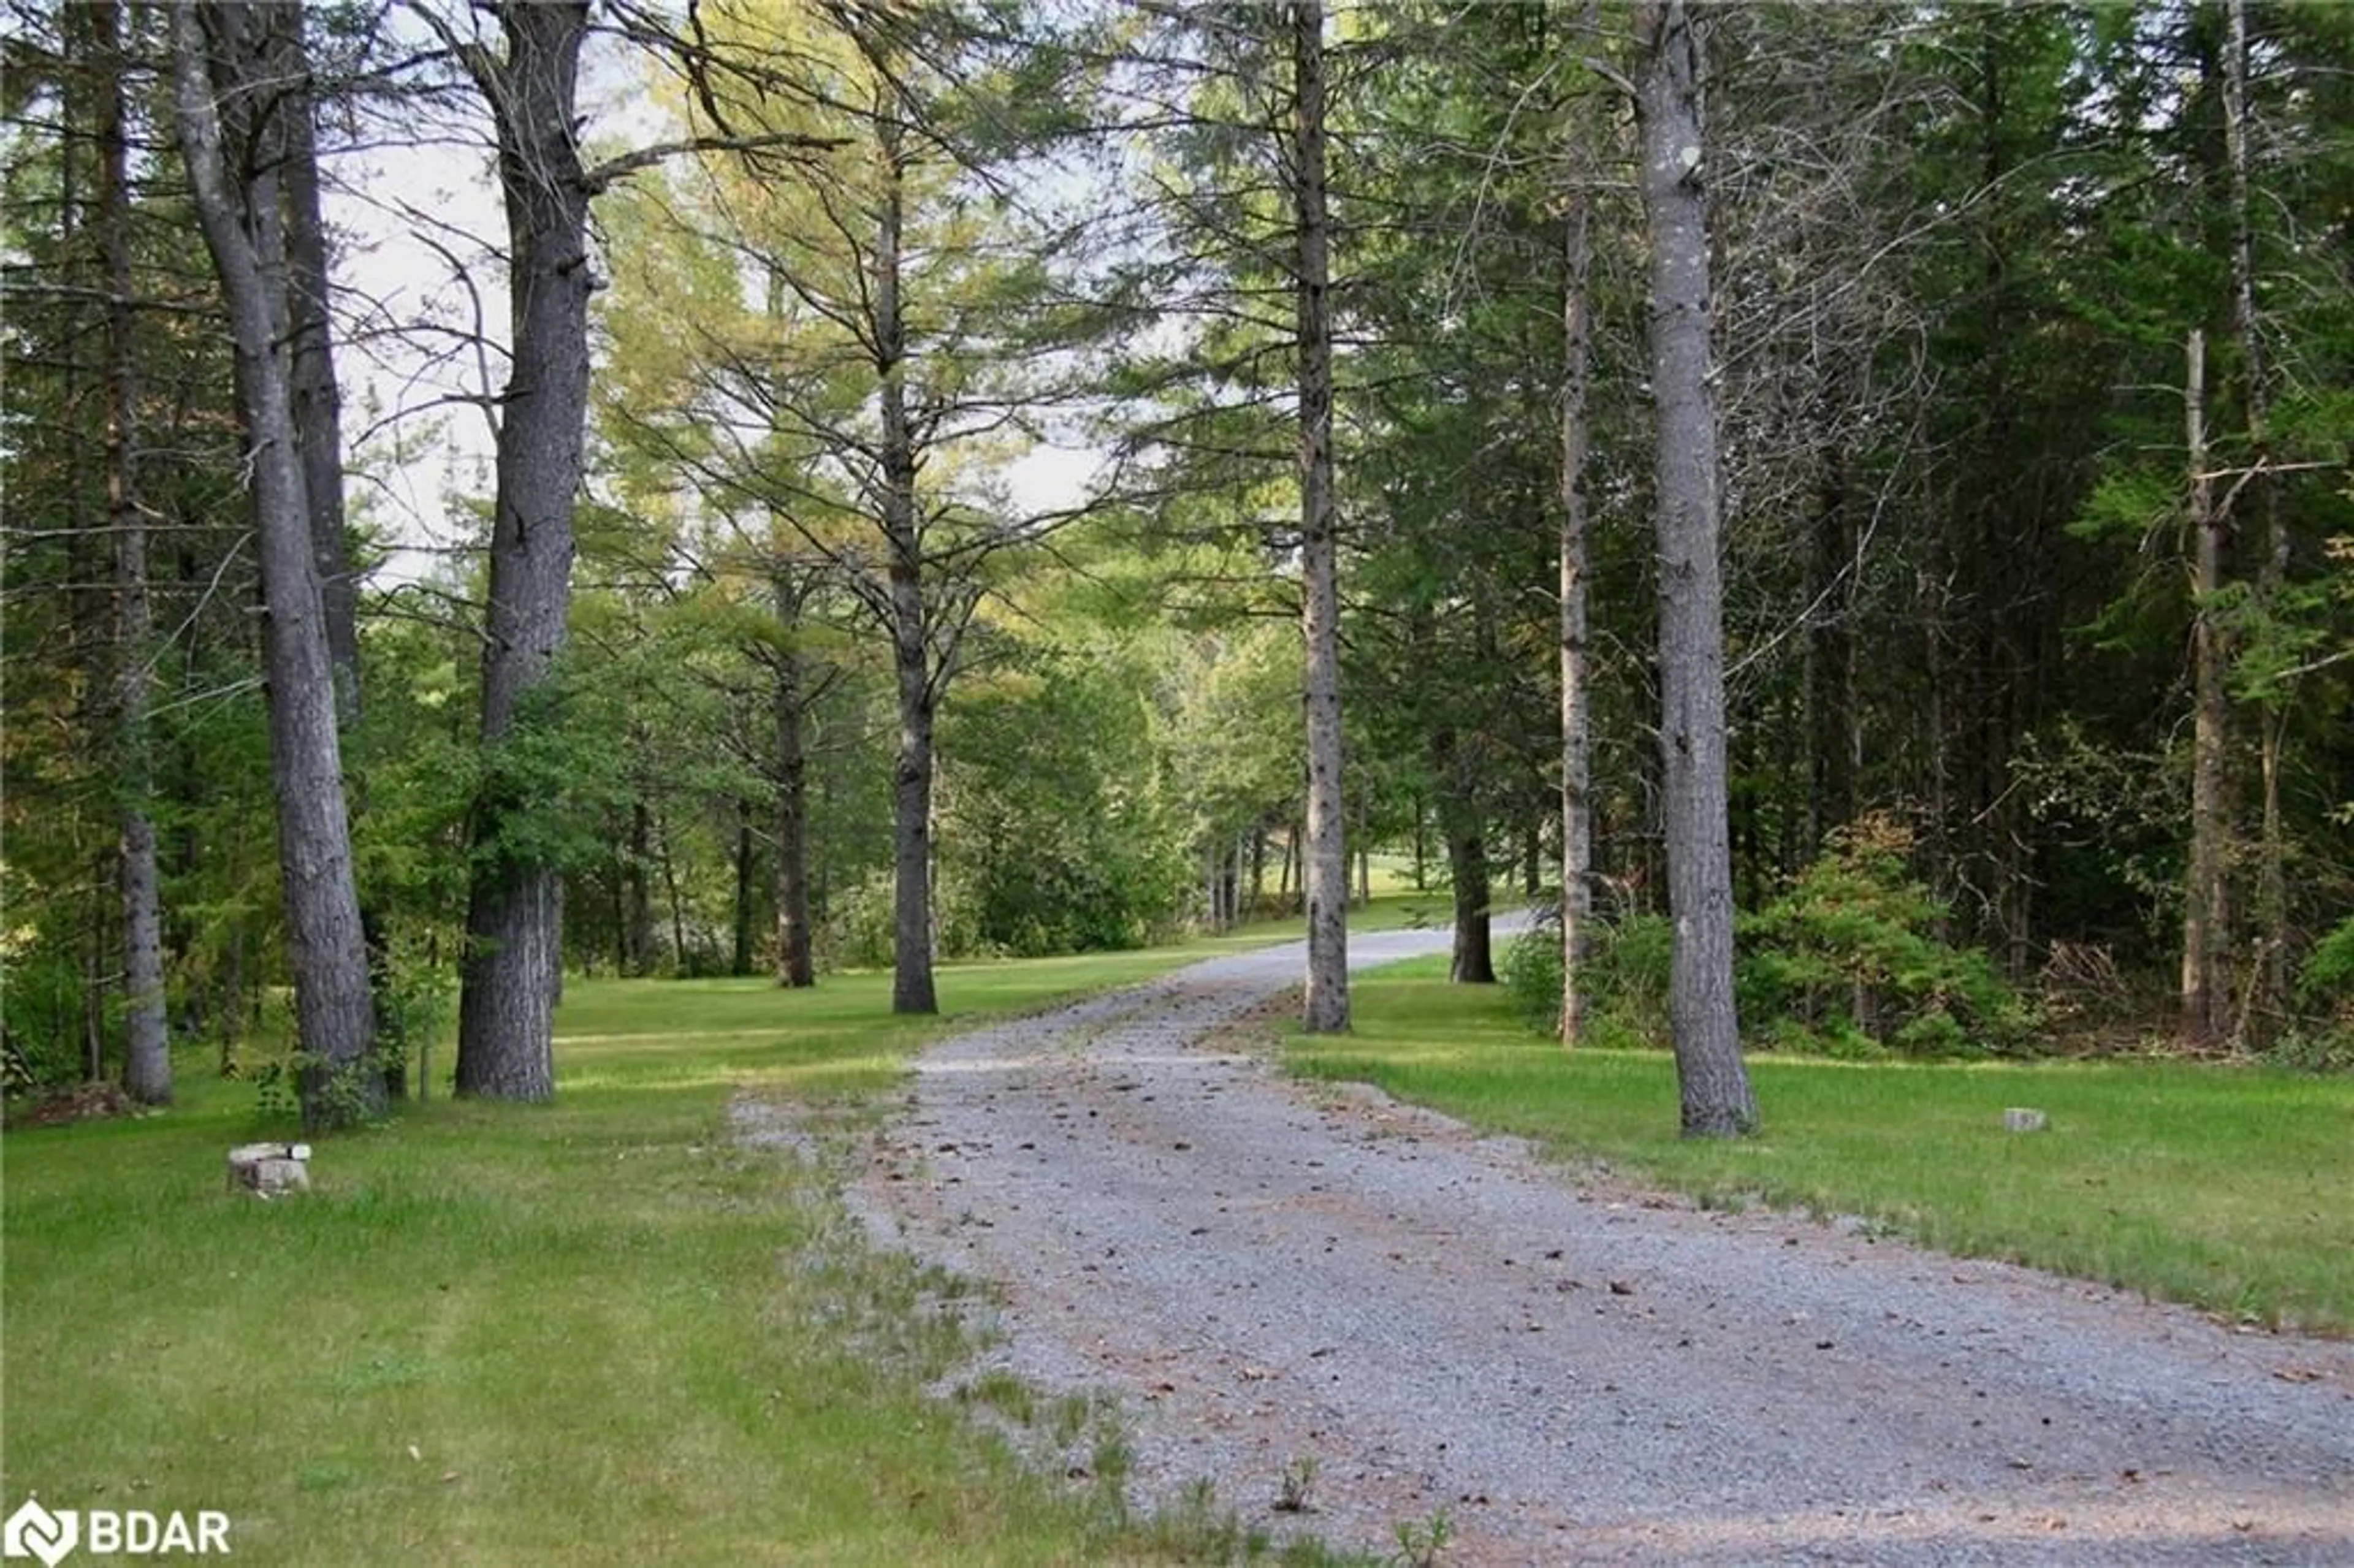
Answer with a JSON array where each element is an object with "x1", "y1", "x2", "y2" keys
[
  {"x1": 2276, "y1": 915, "x2": 2354, "y2": 1071},
  {"x1": 2263, "y1": 1028, "x2": 2354, "y2": 1076},
  {"x1": 468, "y1": 661, "x2": 632, "y2": 880},
  {"x1": 1501, "y1": 922, "x2": 1561, "y2": 1035},
  {"x1": 0, "y1": 948, "x2": 90, "y2": 1092},
  {"x1": 823, "y1": 870, "x2": 901, "y2": 972},
  {"x1": 2298, "y1": 913, "x2": 2354, "y2": 1005},
  {"x1": 1504, "y1": 911, "x2": 1675, "y2": 1052},
  {"x1": 1389, "y1": 1509, "x2": 1452, "y2": 1568},
  {"x1": 1505, "y1": 827, "x2": 2034, "y2": 1062},
  {"x1": 252, "y1": 1044, "x2": 394, "y2": 1134},
  {"x1": 1738, "y1": 816, "x2": 2033, "y2": 1059},
  {"x1": 938, "y1": 642, "x2": 1190, "y2": 957},
  {"x1": 376, "y1": 937, "x2": 459, "y2": 1089}
]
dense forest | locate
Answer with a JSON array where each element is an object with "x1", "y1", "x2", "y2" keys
[{"x1": 4, "y1": 0, "x2": 2349, "y2": 1134}]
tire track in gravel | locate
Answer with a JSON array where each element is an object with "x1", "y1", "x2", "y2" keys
[{"x1": 834, "y1": 930, "x2": 2354, "y2": 1564}]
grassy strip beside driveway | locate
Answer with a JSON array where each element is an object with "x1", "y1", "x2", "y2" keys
[
  {"x1": 3, "y1": 924, "x2": 1409, "y2": 1568},
  {"x1": 1285, "y1": 957, "x2": 2354, "y2": 1338}
]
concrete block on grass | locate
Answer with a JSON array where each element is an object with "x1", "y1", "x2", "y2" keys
[{"x1": 227, "y1": 1141, "x2": 311, "y2": 1198}]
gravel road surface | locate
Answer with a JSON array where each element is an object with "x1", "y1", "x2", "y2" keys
[{"x1": 817, "y1": 930, "x2": 2354, "y2": 1564}]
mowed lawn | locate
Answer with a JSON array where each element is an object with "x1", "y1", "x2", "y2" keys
[
  {"x1": 10, "y1": 910, "x2": 2345, "y2": 1567},
  {"x1": 1, "y1": 915, "x2": 1401, "y2": 1568},
  {"x1": 1289, "y1": 956, "x2": 2354, "y2": 1338}
]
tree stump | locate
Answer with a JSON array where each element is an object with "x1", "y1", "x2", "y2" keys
[{"x1": 227, "y1": 1141, "x2": 311, "y2": 1198}]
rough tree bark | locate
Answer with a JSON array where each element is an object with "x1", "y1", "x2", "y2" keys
[
  {"x1": 444, "y1": 1, "x2": 596, "y2": 1100},
  {"x1": 272, "y1": 4, "x2": 359, "y2": 716},
  {"x1": 269, "y1": 1, "x2": 397, "y2": 1093},
  {"x1": 1804, "y1": 436, "x2": 1859, "y2": 861},
  {"x1": 869, "y1": 106, "x2": 940, "y2": 1018},
  {"x1": 2181, "y1": 329, "x2": 2231, "y2": 1048},
  {"x1": 97, "y1": 0, "x2": 169, "y2": 1105},
  {"x1": 1635, "y1": 0, "x2": 1757, "y2": 1136},
  {"x1": 731, "y1": 799, "x2": 756, "y2": 976},
  {"x1": 624, "y1": 797, "x2": 655, "y2": 976},
  {"x1": 1558, "y1": 106, "x2": 1596, "y2": 1047},
  {"x1": 1433, "y1": 727, "x2": 1495, "y2": 984},
  {"x1": 172, "y1": 0, "x2": 379, "y2": 1127},
  {"x1": 2223, "y1": 0, "x2": 2287, "y2": 1035},
  {"x1": 772, "y1": 622, "x2": 816, "y2": 988},
  {"x1": 1294, "y1": 0, "x2": 1349, "y2": 1033}
]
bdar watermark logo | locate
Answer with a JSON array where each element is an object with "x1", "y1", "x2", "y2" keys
[
  {"x1": 2, "y1": 1500, "x2": 74, "y2": 1568},
  {"x1": 4, "y1": 1498, "x2": 231, "y2": 1563}
]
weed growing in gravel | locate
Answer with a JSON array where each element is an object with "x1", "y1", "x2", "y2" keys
[
  {"x1": 957, "y1": 1367, "x2": 1038, "y2": 1426},
  {"x1": 1390, "y1": 1508, "x2": 1453, "y2": 1567},
  {"x1": 1276, "y1": 1453, "x2": 1320, "y2": 1513},
  {"x1": 1089, "y1": 1428, "x2": 1136, "y2": 1509},
  {"x1": 1047, "y1": 1390, "x2": 1097, "y2": 1447},
  {"x1": 1123, "y1": 1475, "x2": 1377, "y2": 1566}
]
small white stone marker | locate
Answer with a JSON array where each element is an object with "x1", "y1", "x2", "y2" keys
[
  {"x1": 2002, "y1": 1108, "x2": 2048, "y2": 1133},
  {"x1": 227, "y1": 1141, "x2": 312, "y2": 1198}
]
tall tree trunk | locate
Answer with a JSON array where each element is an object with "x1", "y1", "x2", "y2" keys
[
  {"x1": 772, "y1": 604, "x2": 816, "y2": 989},
  {"x1": 173, "y1": 0, "x2": 379, "y2": 1128},
  {"x1": 625, "y1": 798, "x2": 655, "y2": 976},
  {"x1": 1294, "y1": 0, "x2": 1349, "y2": 1032},
  {"x1": 1248, "y1": 827, "x2": 1267, "y2": 919},
  {"x1": 1560, "y1": 178, "x2": 1595, "y2": 1045},
  {"x1": 59, "y1": 18, "x2": 99, "y2": 1085},
  {"x1": 730, "y1": 799, "x2": 756, "y2": 976},
  {"x1": 1451, "y1": 828, "x2": 1495, "y2": 984},
  {"x1": 1636, "y1": 0, "x2": 1756, "y2": 1137},
  {"x1": 2181, "y1": 329, "x2": 2231, "y2": 1048},
  {"x1": 873, "y1": 108, "x2": 939, "y2": 1016},
  {"x1": 610, "y1": 848, "x2": 628, "y2": 976},
  {"x1": 273, "y1": 0, "x2": 394, "y2": 1091},
  {"x1": 1432, "y1": 728, "x2": 1493, "y2": 984},
  {"x1": 660, "y1": 811, "x2": 687, "y2": 970},
  {"x1": 1921, "y1": 469, "x2": 1953, "y2": 937},
  {"x1": 97, "y1": 0, "x2": 169, "y2": 1105},
  {"x1": 2224, "y1": 0, "x2": 2288, "y2": 1037},
  {"x1": 1805, "y1": 446, "x2": 1856, "y2": 862},
  {"x1": 85, "y1": 862, "x2": 108, "y2": 1083},
  {"x1": 452, "y1": 1, "x2": 595, "y2": 1101},
  {"x1": 270, "y1": 3, "x2": 358, "y2": 718}
]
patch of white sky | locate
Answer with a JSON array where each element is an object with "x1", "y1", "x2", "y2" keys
[{"x1": 328, "y1": 3, "x2": 1115, "y2": 590}]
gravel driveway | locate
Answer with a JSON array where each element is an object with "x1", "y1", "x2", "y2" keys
[{"x1": 828, "y1": 929, "x2": 2354, "y2": 1564}]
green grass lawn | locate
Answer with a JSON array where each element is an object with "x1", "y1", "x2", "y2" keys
[
  {"x1": 15, "y1": 911, "x2": 2339, "y2": 1566},
  {"x1": 1, "y1": 932, "x2": 1365, "y2": 1568},
  {"x1": 1287, "y1": 957, "x2": 2354, "y2": 1337}
]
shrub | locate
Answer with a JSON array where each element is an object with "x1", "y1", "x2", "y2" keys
[
  {"x1": 1504, "y1": 908, "x2": 1674, "y2": 1046},
  {"x1": 0, "y1": 949, "x2": 90, "y2": 1092},
  {"x1": 2276, "y1": 916, "x2": 2354, "y2": 1072},
  {"x1": 2296, "y1": 913, "x2": 2354, "y2": 1014},
  {"x1": 824, "y1": 871, "x2": 900, "y2": 972},
  {"x1": 1506, "y1": 820, "x2": 2030, "y2": 1060},
  {"x1": 1738, "y1": 814, "x2": 2033, "y2": 1058}
]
